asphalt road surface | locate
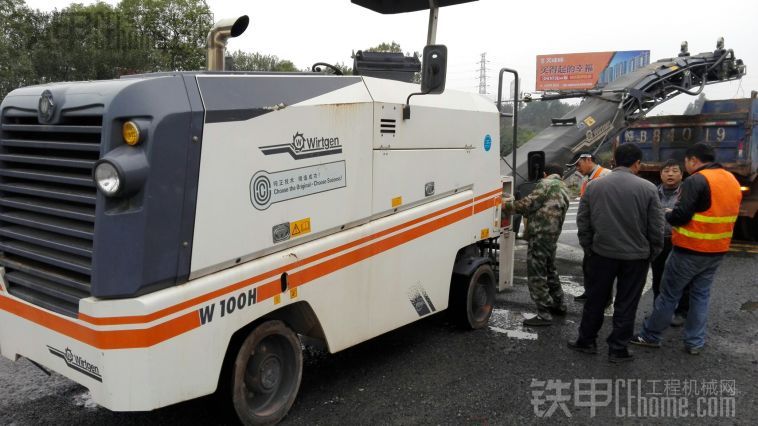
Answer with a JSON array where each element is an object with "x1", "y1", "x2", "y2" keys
[{"x1": 1, "y1": 217, "x2": 757, "y2": 424}]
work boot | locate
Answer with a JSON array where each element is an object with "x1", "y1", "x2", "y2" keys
[
  {"x1": 629, "y1": 335, "x2": 661, "y2": 348},
  {"x1": 567, "y1": 340, "x2": 598, "y2": 354},
  {"x1": 608, "y1": 351, "x2": 634, "y2": 363},
  {"x1": 671, "y1": 314, "x2": 686, "y2": 327},
  {"x1": 523, "y1": 312, "x2": 552, "y2": 327},
  {"x1": 684, "y1": 346, "x2": 703, "y2": 355},
  {"x1": 548, "y1": 304, "x2": 568, "y2": 316}
]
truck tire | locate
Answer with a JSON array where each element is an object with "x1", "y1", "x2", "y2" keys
[
  {"x1": 736, "y1": 215, "x2": 757, "y2": 242},
  {"x1": 451, "y1": 264, "x2": 496, "y2": 329},
  {"x1": 231, "y1": 320, "x2": 303, "y2": 426}
]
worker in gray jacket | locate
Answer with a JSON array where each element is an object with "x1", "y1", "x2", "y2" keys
[{"x1": 568, "y1": 143, "x2": 665, "y2": 363}]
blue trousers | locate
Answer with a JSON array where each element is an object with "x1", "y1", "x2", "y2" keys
[{"x1": 640, "y1": 248, "x2": 724, "y2": 349}]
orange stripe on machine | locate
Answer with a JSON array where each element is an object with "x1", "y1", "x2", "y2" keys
[{"x1": 1, "y1": 190, "x2": 501, "y2": 349}]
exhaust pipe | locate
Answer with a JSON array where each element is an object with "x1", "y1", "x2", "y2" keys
[{"x1": 207, "y1": 15, "x2": 249, "y2": 71}]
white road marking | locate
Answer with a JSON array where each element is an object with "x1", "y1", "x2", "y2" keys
[
  {"x1": 489, "y1": 309, "x2": 539, "y2": 340},
  {"x1": 489, "y1": 326, "x2": 539, "y2": 340}
]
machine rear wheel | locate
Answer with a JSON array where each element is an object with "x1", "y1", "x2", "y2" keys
[
  {"x1": 231, "y1": 320, "x2": 303, "y2": 426},
  {"x1": 451, "y1": 264, "x2": 496, "y2": 329}
]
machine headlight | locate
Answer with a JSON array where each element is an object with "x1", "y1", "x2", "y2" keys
[{"x1": 94, "y1": 161, "x2": 122, "y2": 196}]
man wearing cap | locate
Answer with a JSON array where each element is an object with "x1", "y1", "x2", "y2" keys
[
  {"x1": 569, "y1": 152, "x2": 611, "y2": 301},
  {"x1": 573, "y1": 152, "x2": 611, "y2": 198},
  {"x1": 631, "y1": 143, "x2": 742, "y2": 355}
]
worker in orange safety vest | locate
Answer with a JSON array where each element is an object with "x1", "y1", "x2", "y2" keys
[{"x1": 631, "y1": 143, "x2": 742, "y2": 355}]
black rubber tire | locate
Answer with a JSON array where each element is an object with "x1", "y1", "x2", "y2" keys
[
  {"x1": 231, "y1": 320, "x2": 303, "y2": 426},
  {"x1": 451, "y1": 264, "x2": 496, "y2": 329},
  {"x1": 735, "y1": 215, "x2": 757, "y2": 242}
]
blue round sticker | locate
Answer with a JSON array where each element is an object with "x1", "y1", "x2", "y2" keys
[{"x1": 484, "y1": 134, "x2": 492, "y2": 152}]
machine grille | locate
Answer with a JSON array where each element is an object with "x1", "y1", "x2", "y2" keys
[{"x1": 0, "y1": 108, "x2": 101, "y2": 317}]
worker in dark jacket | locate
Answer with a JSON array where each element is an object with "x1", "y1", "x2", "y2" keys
[
  {"x1": 568, "y1": 144, "x2": 664, "y2": 363},
  {"x1": 632, "y1": 143, "x2": 742, "y2": 355},
  {"x1": 651, "y1": 159, "x2": 689, "y2": 326}
]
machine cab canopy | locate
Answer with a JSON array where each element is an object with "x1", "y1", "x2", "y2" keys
[{"x1": 351, "y1": 0, "x2": 477, "y2": 14}]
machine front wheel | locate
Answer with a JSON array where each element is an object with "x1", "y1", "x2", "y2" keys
[
  {"x1": 231, "y1": 320, "x2": 303, "y2": 426},
  {"x1": 451, "y1": 264, "x2": 496, "y2": 329}
]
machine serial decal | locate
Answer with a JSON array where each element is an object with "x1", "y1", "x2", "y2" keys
[
  {"x1": 250, "y1": 161, "x2": 346, "y2": 210},
  {"x1": 198, "y1": 288, "x2": 257, "y2": 325},
  {"x1": 47, "y1": 346, "x2": 102, "y2": 382},
  {"x1": 259, "y1": 132, "x2": 342, "y2": 160}
]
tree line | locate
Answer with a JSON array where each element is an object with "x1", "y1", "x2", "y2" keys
[
  {"x1": 500, "y1": 99, "x2": 574, "y2": 155},
  {"x1": 0, "y1": 0, "x2": 307, "y2": 100}
]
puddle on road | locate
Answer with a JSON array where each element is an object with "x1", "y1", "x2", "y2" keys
[
  {"x1": 740, "y1": 301, "x2": 758, "y2": 312},
  {"x1": 559, "y1": 275, "x2": 584, "y2": 297},
  {"x1": 73, "y1": 390, "x2": 98, "y2": 410},
  {"x1": 489, "y1": 309, "x2": 538, "y2": 340}
]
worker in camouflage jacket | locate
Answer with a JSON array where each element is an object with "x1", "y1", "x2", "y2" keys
[{"x1": 506, "y1": 163, "x2": 570, "y2": 326}]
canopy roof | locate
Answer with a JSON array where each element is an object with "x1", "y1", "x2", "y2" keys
[{"x1": 351, "y1": 0, "x2": 477, "y2": 14}]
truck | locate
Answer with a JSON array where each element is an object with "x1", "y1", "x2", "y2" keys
[
  {"x1": 617, "y1": 92, "x2": 758, "y2": 241},
  {"x1": 0, "y1": 1, "x2": 517, "y2": 424}
]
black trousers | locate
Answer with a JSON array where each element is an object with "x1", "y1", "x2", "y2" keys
[
  {"x1": 651, "y1": 238, "x2": 690, "y2": 316},
  {"x1": 583, "y1": 251, "x2": 613, "y2": 306},
  {"x1": 578, "y1": 253, "x2": 649, "y2": 354},
  {"x1": 582, "y1": 252, "x2": 590, "y2": 291}
]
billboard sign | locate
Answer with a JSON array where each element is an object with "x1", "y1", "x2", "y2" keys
[{"x1": 536, "y1": 50, "x2": 650, "y2": 91}]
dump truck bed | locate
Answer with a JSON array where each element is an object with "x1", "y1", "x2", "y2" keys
[{"x1": 620, "y1": 97, "x2": 757, "y2": 179}]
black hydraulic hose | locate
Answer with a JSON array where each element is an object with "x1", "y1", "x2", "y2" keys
[
  {"x1": 705, "y1": 49, "x2": 733, "y2": 73},
  {"x1": 659, "y1": 50, "x2": 733, "y2": 97},
  {"x1": 667, "y1": 65, "x2": 709, "y2": 96},
  {"x1": 668, "y1": 80, "x2": 707, "y2": 96}
]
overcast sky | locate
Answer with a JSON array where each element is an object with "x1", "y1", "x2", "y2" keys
[{"x1": 24, "y1": 0, "x2": 757, "y2": 114}]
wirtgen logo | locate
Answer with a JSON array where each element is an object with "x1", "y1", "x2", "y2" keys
[
  {"x1": 260, "y1": 132, "x2": 342, "y2": 160},
  {"x1": 47, "y1": 346, "x2": 102, "y2": 382}
]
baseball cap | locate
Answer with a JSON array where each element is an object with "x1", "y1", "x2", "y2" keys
[{"x1": 567, "y1": 152, "x2": 594, "y2": 167}]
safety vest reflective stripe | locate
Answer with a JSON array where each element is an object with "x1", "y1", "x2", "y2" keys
[
  {"x1": 691, "y1": 213, "x2": 738, "y2": 224},
  {"x1": 671, "y1": 168, "x2": 741, "y2": 253},
  {"x1": 673, "y1": 226, "x2": 734, "y2": 240}
]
